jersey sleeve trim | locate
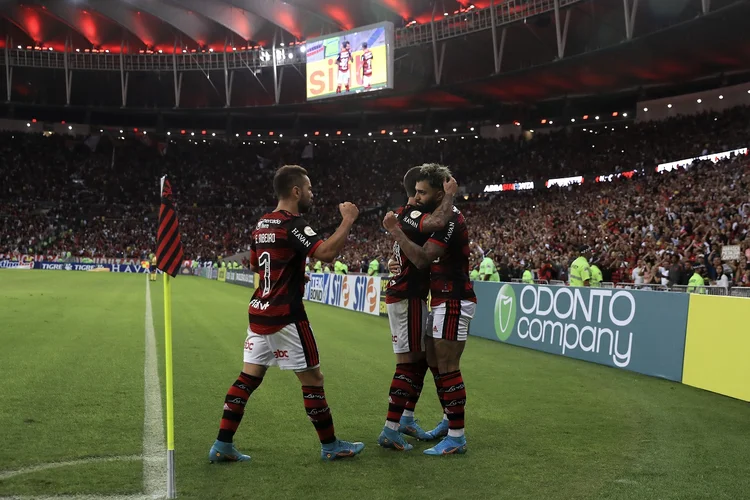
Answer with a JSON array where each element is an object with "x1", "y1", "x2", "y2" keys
[
  {"x1": 428, "y1": 238, "x2": 448, "y2": 248},
  {"x1": 307, "y1": 239, "x2": 323, "y2": 257}
]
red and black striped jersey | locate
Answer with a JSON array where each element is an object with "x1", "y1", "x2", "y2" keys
[
  {"x1": 427, "y1": 206, "x2": 476, "y2": 306},
  {"x1": 386, "y1": 204, "x2": 431, "y2": 303},
  {"x1": 248, "y1": 210, "x2": 323, "y2": 334}
]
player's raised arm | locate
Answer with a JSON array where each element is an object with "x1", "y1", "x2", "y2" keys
[
  {"x1": 312, "y1": 202, "x2": 359, "y2": 263},
  {"x1": 418, "y1": 176, "x2": 458, "y2": 233},
  {"x1": 383, "y1": 212, "x2": 445, "y2": 269}
]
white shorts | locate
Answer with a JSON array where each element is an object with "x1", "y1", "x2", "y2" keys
[
  {"x1": 337, "y1": 70, "x2": 350, "y2": 86},
  {"x1": 243, "y1": 322, "x2": 319, "y2": 372},
  {"x1": 363, "y1": 74, "x2": 372, "y2": 87},
  {"x1": 387, "y1": 298, "x2": 429, "y2": 354},
  {"x1": 429, "y1": 300, "x2": 476, "y2": 342}
]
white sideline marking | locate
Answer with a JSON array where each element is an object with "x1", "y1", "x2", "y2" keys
[
  {"x1": 0, "y1": 278, "x2": 167, "y2": 500},
  {"x1": 143, "y1": 277, "x2": 167, "y2": 498},
  {"x1": 0, "y1": 455, "x2": 141, "y2": 481},
  {"x1": 1, "y1": 496, "x2": 152, "y2": 500}
]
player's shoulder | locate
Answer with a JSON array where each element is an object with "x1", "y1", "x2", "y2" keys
[
  {"x1": 402, "y1": 204, "x2": 425, "y2": 219},
  {"x1": 254, "y1": 211, "x2": 288, "y2": 230},
  {"x1": 451, "y1": 205, "x2": 466, "y2": 223}
]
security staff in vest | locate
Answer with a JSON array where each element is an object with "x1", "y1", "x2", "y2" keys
[
  {"x1": 686, "y1": 261, "x2": 706, "y2": 294},
  {"x1": 569, "y1": 246, "x2": 592, "y2": 287},
  {"x1": 590, "y1": 257, "x2": 603, "y2": 288},
  {"x1": 522, "y1": 263, "x2": 534, "y2": 284}
]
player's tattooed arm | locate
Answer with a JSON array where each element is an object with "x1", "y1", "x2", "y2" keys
[
  {"x1": 419, "y1": 176, "x2": 458, "y2": 233},
  {"x1": 383, "y1": 212, "x2": 445, "y2": 269}
]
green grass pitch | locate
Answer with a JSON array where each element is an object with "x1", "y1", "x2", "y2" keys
[{"x1": 1, "y1": 270, "x2": 749, "y2": 500}]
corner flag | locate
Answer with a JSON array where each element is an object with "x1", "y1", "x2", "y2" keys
[
  {"x1": 157, "y1": 177, "x2": 184, "y2": 277},
  {"x1": 156, "y1": 176, "x2": 183, "y2": 499}
]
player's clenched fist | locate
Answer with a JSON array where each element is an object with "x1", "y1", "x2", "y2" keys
[
  {"x1": 444, "y1": 176, "x2": 459, "y2": 196},
  {"x1": 382, "y1": 211, "x2": 400, "y2": 233},
  {"x1": 339, "y1": 202, "x2": 359, "y2": 222}
]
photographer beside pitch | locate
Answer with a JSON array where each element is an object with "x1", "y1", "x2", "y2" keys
[{"x1": 383, "y1": 164, "x2": 476, "y2": 456}]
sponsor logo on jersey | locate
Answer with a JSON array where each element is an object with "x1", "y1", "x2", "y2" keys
[
  {"x1": 303, "y1": 226, "x2": 317, "y2": 237},
  {"x1": 410, "y1": 210, "x2": 421, "y2": 219}
]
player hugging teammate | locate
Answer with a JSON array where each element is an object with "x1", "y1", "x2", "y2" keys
[{"x1": 381, "y1": 164, "x2": 476, "y2": 456}]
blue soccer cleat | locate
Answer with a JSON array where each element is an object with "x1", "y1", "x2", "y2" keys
[
  {"x1": 423, "y1": 435, "x2": 467, "y2": 456},
  {"x1": 209, "y1": 440, "x2": 251, "y2": 463},
  {"x1": 378, "y1": 427, "x2": 414, "y2": 451},
  {"x1": 398, "y1": 416, "x2": 432, "y2": 441},
  {"x1": 321, "y1": 439, "x2": 365, "y2": 461},
  {"x1": 425, "y1": 418, "x2": 449, "y2": 440}
]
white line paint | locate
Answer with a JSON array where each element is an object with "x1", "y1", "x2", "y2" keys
[
  {"x1": 0, "y1": 495, "x2": 153, "y2": 500},
  {"x1": 0, "y1": 455, "x2": 141, "y2": 481},
  {"x1": 143, "y1": 277, "x2": 167, "y2": 498}
]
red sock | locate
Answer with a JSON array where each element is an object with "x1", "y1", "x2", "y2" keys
[
  {"x1": 440, "y1": 371, "x2": 466, "y2": 432},
  {"x1": 404, "y1": 360, "x2": 428, "y2": 414},
  {"x1": 386, "y1": 363, "x2": 417, "y2": 425},
  {"x1": 217, "y1": 372, "x2": 263, "y2": 443},
  {"x1": 429, "y1": 365, "x2": 444, "y2": 411},
  {"x1": 302, "y1": 386, "x2": 336, "y2": 444}
]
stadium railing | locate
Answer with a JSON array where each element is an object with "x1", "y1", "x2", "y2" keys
[
  {"x1": 601, "y1": 282, "x2": 615, "y2": 288},
  {"x1": 533, "y1": 279, "x2": 549, "y2": 285},
  {"x1": 511, "y1": 278, "x2": 522, "y2": 283},
  {"x1": 730, "y1": 287, "x2": 750, "y2": 298},
  {"x1": 616, "y1": 282, "x2": 669, "y2": 291},
  {"x1": 671, "y1": 285, "x2": 730, "y2": 296},
  {"x1": 549, "y1": 280, "x2": 566, "y2": 286}
]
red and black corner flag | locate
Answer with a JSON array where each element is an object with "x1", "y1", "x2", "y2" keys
[{"x1": 157, "y1": 176, "x2": 185, "y2": 277}]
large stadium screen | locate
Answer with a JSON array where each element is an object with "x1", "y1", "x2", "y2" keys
[{"x1": 305, "y1": 22, "x2": 394, "y2": 101}]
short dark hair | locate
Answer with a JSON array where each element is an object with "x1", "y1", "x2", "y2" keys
[
  {"x1": 362, "y1": 42, "x2": 368, "y2": 49},
  {"x1": 416, "y1": 163, "x2": 452, "y2": 190},
  {"x1": 273, "y1": 165, "x2": 308, "y2": 199},
  {"x1": 403, "y1": 166, "x2": 422, "y2": 197},
  {"x1": 343, "y1": 40, "x2": 350, "y2": 47}
]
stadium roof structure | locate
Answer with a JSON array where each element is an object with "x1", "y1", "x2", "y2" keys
[{"x1": 0, "y1": 0, "x2": 749, "y2": 129}]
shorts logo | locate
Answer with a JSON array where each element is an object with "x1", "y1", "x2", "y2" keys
[
  {"x1": 494, "y1": 284, "x2": 517, "y2": 342},
  {"x1": 273, "y1": 349, "x2": 289, "y2": 359},
  {"x1": 410, "y1": 210, "x2": 421, "y2": 219},
  {"x1": 244, "y1": 340, "x2": 254, "y2": 351},
  {"x1": 303, "y1": 226, "x2": 317, "y2": 237}
]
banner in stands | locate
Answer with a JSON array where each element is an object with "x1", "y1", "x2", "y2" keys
[
  {"x1": 483, "y1": 181, "x2": 534, "y2": 193},
  {"x1": 304, "y1": 273, "x2": 380, "y2": 316},
  {"x1": 218, "y1": 268, "x2": 227, "y2": 282},
  {"x1": 225, "y1": 269, "x2": 256, "y2": 288},
  {"x1": 656, "y1": 147, "x2": 748, "y2": 172},
  {"x1": 469, "y1": 282, "x2": 689, "y2": 381},
  {"x1": 546, "y1": 176, "x2": 584, "y2": 188}
]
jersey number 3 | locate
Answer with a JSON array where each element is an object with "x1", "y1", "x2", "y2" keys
[{"x1": 259, "y1": 251, "x2": 272, "y2": 297}]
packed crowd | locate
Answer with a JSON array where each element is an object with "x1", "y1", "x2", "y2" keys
[{"x1": 1, "y1": 105, "x2": 749, "y2": 286}]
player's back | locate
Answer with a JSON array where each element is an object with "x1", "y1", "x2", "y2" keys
[
  {"x1": 248, "y1": 210, "x2": 322, "y2": 334},
  {"x1": 386, "y1": 204, "x2": 431, "y2": 303},
  {"x1": 428, "y1": 206, "x2": 476, "y2": 306}
]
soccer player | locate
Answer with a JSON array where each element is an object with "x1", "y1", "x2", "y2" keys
[
  {"x1": 361, "y1": 42, "x2": 373, "y2": 90},
  {"x1": 335, "y1": 41, "x2": 352, "y2": 94},
  {"x1": 378, "y1": 166, "x2": 458, "y2": 451},
  {"x1": 209, "y1": 165, "x2": 365, "y2": 463},
  {"x1": 382, "y1": 164, "x2": 476, "y2": 456}
]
